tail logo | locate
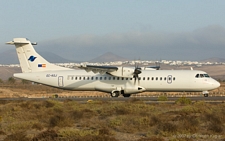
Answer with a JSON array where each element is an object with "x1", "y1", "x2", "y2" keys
[{"x1": 28, "y1": 56, "x2": 37, "y2": 62}]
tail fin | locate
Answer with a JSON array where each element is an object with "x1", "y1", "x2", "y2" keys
[{"x1": 6, "y1": 38, "x2": 71, "y2": 73}]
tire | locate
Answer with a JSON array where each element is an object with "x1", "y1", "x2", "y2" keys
[
  {"x1": 111, "y1": 91, "x2": 119, "y2": 97},
  {"x1": 204, "y1": 94, "x2": 208, "y2": 97}
]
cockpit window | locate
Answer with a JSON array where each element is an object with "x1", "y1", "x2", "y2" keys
[
  {"x1": 204, "y1": 74, "x2": 210, "y2": 77},
  {"x1": 195, "y1": 73, "x2": 210, "y2": 78},
  {"x1": 195, "y1": 74, "x2": 199, "y2": 78}
]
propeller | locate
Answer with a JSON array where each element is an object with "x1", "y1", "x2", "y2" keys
[{"x1": 133, "y1": 61, "x2": 142, "y2": 85}]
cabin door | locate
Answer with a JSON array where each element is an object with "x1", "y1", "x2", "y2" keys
[{"x1": 58, "y1": 76, "x2": 64, "y2": 87}]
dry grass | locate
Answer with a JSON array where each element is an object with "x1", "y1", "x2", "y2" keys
[{"x1": 0, "y1": 100, "x2": 225, "y2": 140}]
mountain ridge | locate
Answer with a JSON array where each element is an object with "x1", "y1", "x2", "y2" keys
[{"x1": 0, "y1": 49, "x2": 225, "y2": 64}]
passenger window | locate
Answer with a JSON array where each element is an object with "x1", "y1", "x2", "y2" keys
[
  {"x1": 79, "y1": 77, "x2": 81, "y2": 80},
  {"x1": 164, "y1": 77, "x2": 166, "y2": 81},
  {"x1": 109, "y1": 77, "x2": 111, "y2": 80},
  {"x1": 143, "y1": 77, "x2": 145, "y2": 80},
  {"x1": 75, "y1": 77, "x2": 77, "y2": 80},
  {"x1": 87, "y1": 77, "x2": 89, "y2": 80},
  {"x1": 138, "y1": 77, "x2": 141, "y2": 80},
  {"x1": 122, "y1": 78, "x2": 124, "y2": 80},
  {"x1": 104, "y1": 77, "x2": 107, "y2": 80},
  {"x1": 152, "y1": 77, "x2": 154, "y2": 80},
  {"x1": 130, "y1": 78, "x2": 133, "y2": 80},
  {"x1": 91, "y1": 77, "x2": 94, "y2": 80},
  {"x1": 71, "y1": 77, "x2": 74, "y2": 80},
  {"x1": 117, "y1": 77, "x2": 120, "y2": 80},
  {"x1": 113, "y1": 77, "x2": 115, "y2": 80},
  {"x1": 96, "y1": 77, "x2": 98, "y2": 80},
  {"x1": 100, "y1": 77, "x2": 102, "y2": 80},
  {"x1": 160, "y1": 77, "x2": 162, "y2": 80},
  {"x1": 83, "y1": 77, "x2": 85, "y2": 80},
  {"x1": 173, "y1": 77, "x2": 175, "y2": 81},
  {"x1": 126, "y1": 78, "x2": 128, "y2": 80},
  {"x1": 156, "y1": 77, "x2": 158, "y2": 80},
  {"x1": 147, "y1": 77, "x2": 150, "y2": 80}
]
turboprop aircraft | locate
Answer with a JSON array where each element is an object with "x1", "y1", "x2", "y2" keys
[{"x1": 6, "y1": 38, "x2": 220, "y2": 97}]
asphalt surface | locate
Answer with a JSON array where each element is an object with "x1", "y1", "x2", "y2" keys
[{"x1": 1, "y1": 96, "x2": 225, "y2": 103}]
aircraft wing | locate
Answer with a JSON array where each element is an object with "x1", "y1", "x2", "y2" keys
[
  {"x1": 79, "y1": 65, "x2": 118, "y2": 74},
  {"x1": 78, "y1": 64, "x2": 159, "y2": 77}
]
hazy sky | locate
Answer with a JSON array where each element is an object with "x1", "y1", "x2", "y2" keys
[{"x1": 1, "y1": 0, "x2": 225, "y2": 61}]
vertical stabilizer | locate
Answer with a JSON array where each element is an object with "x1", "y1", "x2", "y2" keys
[{"x1": 6, "y1": 38, "x2": 71, "y2": 73}]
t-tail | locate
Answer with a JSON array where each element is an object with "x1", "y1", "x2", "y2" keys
[{"x1": 6, "y1": 38, "x2": 71, "y2": 73}]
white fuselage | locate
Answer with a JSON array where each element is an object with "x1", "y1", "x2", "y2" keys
[{"x1": 14, "y1": 69, "x2": 220, "y2": 95}]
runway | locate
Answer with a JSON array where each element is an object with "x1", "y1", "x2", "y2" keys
[{"x1": 1, "y1": 96, "x2": 225, "y2": 103}]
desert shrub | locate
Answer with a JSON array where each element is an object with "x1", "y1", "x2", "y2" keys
[
  {"x1": 204, "y1": 113, "x2": 222, "y2": 124},
  {"x1": 32, "y1": 122, "x2": 44, "y2": 130},
  {"x1": 175, "y1": 97, "x2": 192, "y2": 105},
  {"x1": 178, "y1": 115, "x2": 199, "y2": 133},
  {"x1": 0, "y1": 130, "x2": 6, "y2": 135},
  {"x1": 158, "y1": 95, "x2": 168, "y2": 101},
  {"x1": 72, "y1": 135, "x2": 118, "y2": 141},
  {"x1": 150, "y1": 115, "x2": 162, "y2": 126},
  {"x1": 208, "y1": 122, "x2": 223, "y2": 133},
  {"x1": 98, "y1": 126, "x2": 111, "y2": 135},
  {"x1": 109, "y1": 117, "x2": 123, "y2": 127},
  {"x1": 7, "y1": 77, "x2": 15, "y2": 84},
  {"x1": 43, "y1": 100, "x2": 55, "y2": 108},
  {"x1": 21, "y1": 79, "x2": 30, "y2": 84},
  {"x1": 138, "y1": 136, "x2": 165, "y2": 141},
  {"x1": 43, "y1": 100, "x2": 62, "y2": 108},
  {"x1": 204, "y1": 112, "x2": 224, "y2": 133},
  {"x1": 49, "y1": 114, "x2": 73, "y2": 128},
  {"x1": 0, "y1": 78, "x2": 3, "y2": 84},
  {"x1": 75, "y1": 108, "x2": 96, "y2": 119},
  {"x1": 59, "y1": 128, "x2": 98, "y2": 138},
  {"x1": 71, "y1": 110, "x2": 84, "y2": 120},
  {"x1": 156, "y1": 122, "x2": 178, "y2": 134},
  {"x1": 115, "y1": 107, "x2": 130, "y2": 115},
  {"x1": 4, "y1": 131, "x2": 30, "y2": 141},
  {"x1": 19, "y1": 101, "x2": 35, "y2": 109},
  {"x1": 32, "y1": 130, "x2": 58, "y2": 141},
  {"x1": 126, "y1": 98, "x2": 144, "y2": 104}
]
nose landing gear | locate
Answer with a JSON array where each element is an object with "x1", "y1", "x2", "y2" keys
[{"x1": 203, "y1": 91, "x2": 209, "y2": 97}]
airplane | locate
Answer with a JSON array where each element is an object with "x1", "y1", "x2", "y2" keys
[{"x1": 6, "y1": 38, "x2": 220, "y2": 97}]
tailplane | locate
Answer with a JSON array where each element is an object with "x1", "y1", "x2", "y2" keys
[{"x1": 6, "y1": 38, "x2": 71, "y2": 73}]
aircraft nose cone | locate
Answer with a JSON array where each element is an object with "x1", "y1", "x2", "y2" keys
[
  {"x1": 212, "y1": 79, "x2": 220, "y2": 89},
  {"x1": 215, "y1": 81, "x2": 221, "y2": 88}
]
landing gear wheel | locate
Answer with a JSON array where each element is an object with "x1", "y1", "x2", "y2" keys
[
  {"x1": 204, "y1": 94, "x2": 208, "y2": 97},
  {"x1": 111, "y1": 91, "x2": 119, "y2": 97},
  {"x1": 123, "y1": 94, "x2": 131, "y2": 97}
]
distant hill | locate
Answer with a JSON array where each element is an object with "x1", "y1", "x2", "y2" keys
[
  {"x1": 200, "y1": 57, "x2": 225, "y2": 63},
  {"x1": 0, "y1": 49, "x2": 74, "y2": 64},
  {"x1": 89, "y1": 52, "x2": 129, "y2": 63}
]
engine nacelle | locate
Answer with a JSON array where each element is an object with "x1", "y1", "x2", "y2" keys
[
  {"x1": 108, "y1": 67, "x2": 134, "y2": 78},
  {"x1": 123, "y1": 86, "x2": 146, "y2": 94}
]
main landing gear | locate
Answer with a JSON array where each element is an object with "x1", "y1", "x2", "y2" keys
[{"x1": 110, "y1": 91, "x2": 131, "y2": 97}]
